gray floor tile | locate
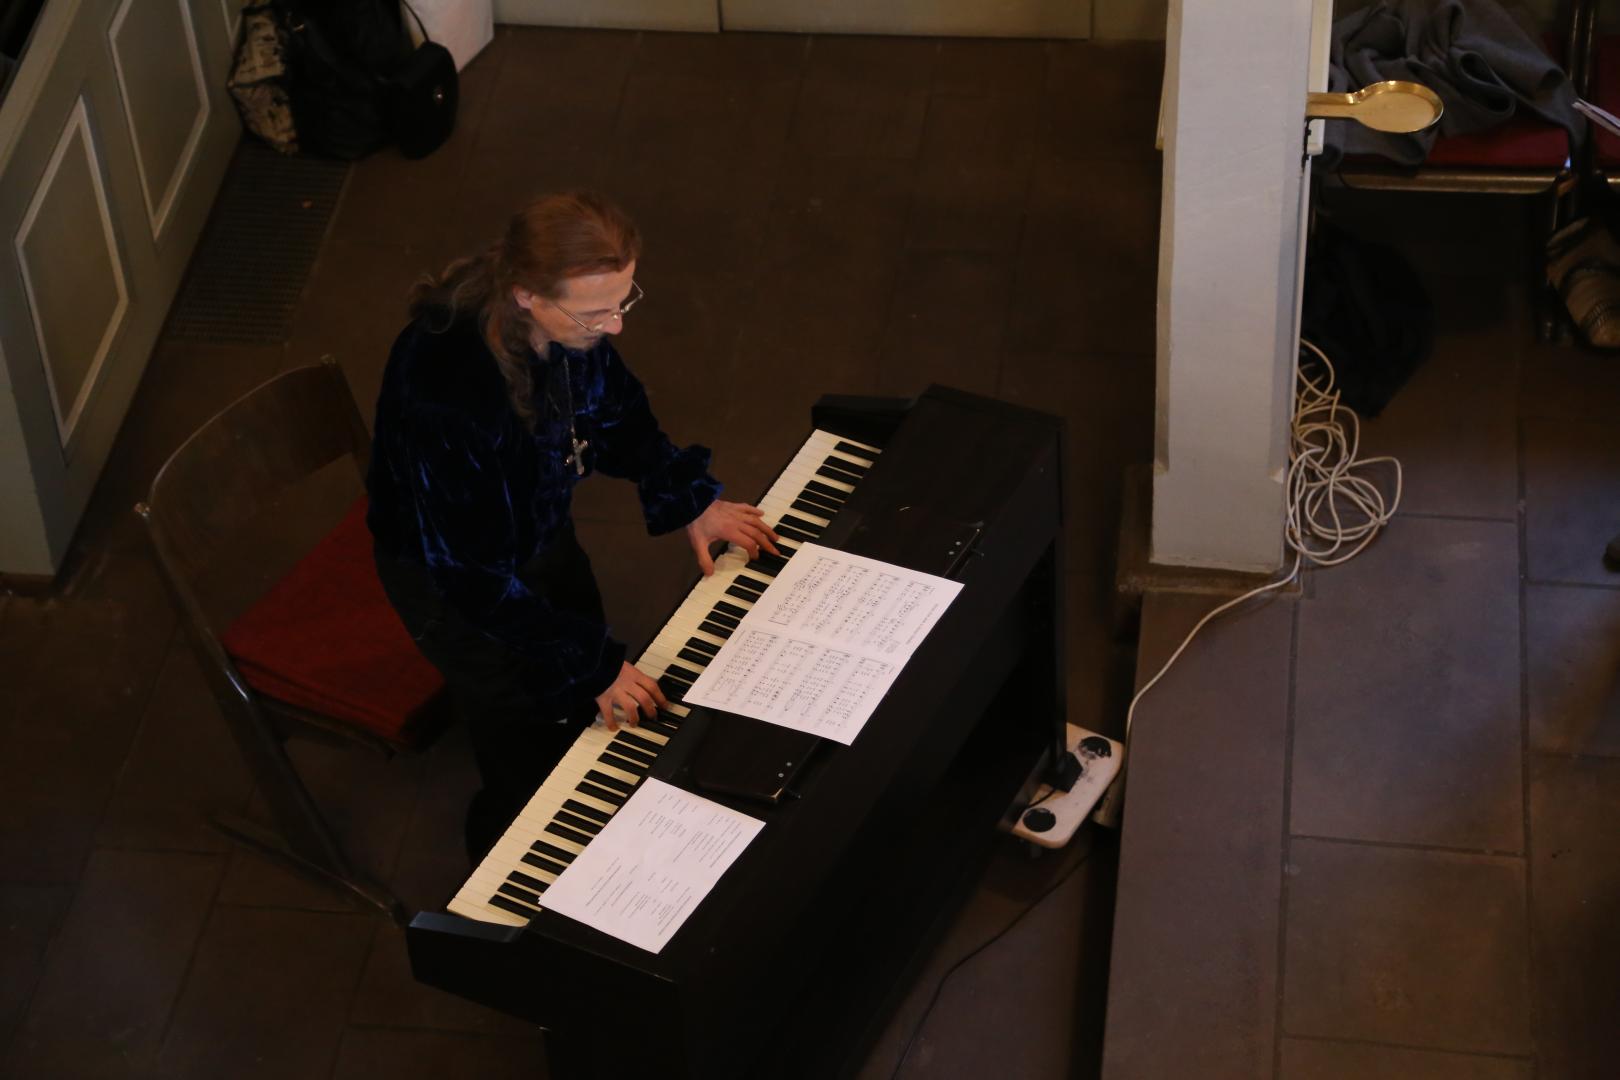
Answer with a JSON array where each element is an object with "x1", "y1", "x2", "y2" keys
[
  {"x1": 908, "y1": 94, "x2": 1040, "y2": 254},
  {"x1": 933, "y1": 38, "x2": 1052, "y2": 100},
  {"x1": 331, "y1": 1027, "x2": 547, "y2": 1079},
  {"x1": 1519, "y1": 334, "x2": 1620, "y2": 423},
  {"x1": 0, "y1": 521, "x2": 177, "y2": 884},
  {"x1": 5, "y1": 850, "x2": 221, "y2": 1078},
  {"x1": 1292, "y1": 517, "x2": 1523, "y2": 852},
  {"x1": 95, "y1": 642, "x2": 253, "y2": 853},
  {"x1": 1278, "y1": 1037, "x2": 1531, "y2": 1079},
  {"x1": 1044, "y1": 42, "x2": 1165, "y2": 161},
  {"x1": 1359, "y1": 274, "x2": 1520, "y2": 520},
  {"x1": 857, "y1": 837, "x2": 1111, "y2": 1080},
  {"x1": 1007, "y1": 154, "x2": 1160, "y2": 355},
  {"x1": 1283, "y1": 838, "x2": 1530, "y2": 1056},
  {"x1": 1102, "y1": 590, "x2": 1293, "y2": 1080},
  {"x1": 214, "y1": 735, "x2": 421, "y2": 914},
  {"x1": 349, "y1": 923, "x2": 534, "y2": 1036},
  {"x1": 286, "y1": 238, "x2": 451, "y2": 418},
  {"x1": 1527, "y1": 583, "x2": 1620, "y2": 757},
  {"x1": 475, "y1": 28, "x2": 635, "y2": 162},
  {"x1": 790, "y1": 35, "x2": 937, "y2": 158},
  {"x1": 1523, "y1": 416, "x2": 1620, "y2": 586},
  {"x1": 615, "y1": 32, "x2": 803, "y2": 166},
  {"x1": 0, "y1": 884, "x2": 72, "y2": 1059},
  {"x1": 1528, "y1": 753, "x2": 1620, "y2": 1080},
  {"x1": 877, "y1": 250, "x2": 1013, "y2": 398},
  {"x1": 154, "y1": 906, "x2": 374, "y2": 1080}
]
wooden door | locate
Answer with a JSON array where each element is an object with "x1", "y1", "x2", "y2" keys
[{"x1": 0, "y1": 0, "x2": 243, "y2": 578}]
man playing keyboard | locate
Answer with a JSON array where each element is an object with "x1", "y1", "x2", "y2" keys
[{"x1": 367, "y1": 190, "x2": 778, "y2": 860}]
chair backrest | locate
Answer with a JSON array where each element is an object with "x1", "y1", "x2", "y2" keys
[{"x1": 138, "y1": 359, "x2": 371, "y2": 587}]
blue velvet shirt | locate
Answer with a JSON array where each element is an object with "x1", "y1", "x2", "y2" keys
[{"x1": 366, "y1": 313, "x2": 721, "y2": 706}]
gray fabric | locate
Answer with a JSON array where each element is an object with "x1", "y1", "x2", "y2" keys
[{"x1": 1325, "y1": 0, "x2": 1583, "y2": 167}]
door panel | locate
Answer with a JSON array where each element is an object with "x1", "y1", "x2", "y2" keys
[
  {"x1": 110, "y1": 0, "x2": 211, "y2": 240},
  {"x1": 14, "y1": 96, "x2": 129, "y2": 448},
  {"x1": 0, "y1": 0, "x2": 240, "y2": 576}
]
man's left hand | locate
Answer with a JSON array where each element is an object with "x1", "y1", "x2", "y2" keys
[{"x1": 686, "y1": 500, "x2": 780, "y2": 576}]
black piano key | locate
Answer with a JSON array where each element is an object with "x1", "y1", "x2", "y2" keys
[
  {"x1": 698, "y1": 620, "x2": 733, "y2": 640},
  {"x1": 563, "y1": 798, "x2": 613, "y2": 823},
  {"x1": 792, "y1": 497, "x2": 836, "y2": 519},
  {"x1": 545, "y1": 821, "x2": 595, "y2": 847},
  {"x1": 707, "y1": 610, "x2": 741, "y2": 629},
  {"x1": 714, "y1": 601, "x2": 750, "y2": 620},
  {"x1": 778, "y1": 514, "x2": 824, "y2": 536},
  {"x1": 834, "y1": 440, "x2": 878, "y2": 461},
  {"x1": 794, "y1": 490, "x2": 842, "y2": 514},
  {"x1": 613, "y1": 731, "x2": 665, "y2": 756},
  {"x1": 523, "y1": 851, "x2": 569, "y2": 876},
  {"x1": 664, "y1": 663, "x2": 702, "y2": 684},
  {"x1": 585, "y1": 770, "x2": 636, "y2": 796},
  {"x1": 817, "y1": 467, "x2": 862, "y2": 489},
  {"x1": 684, "y1": 637, "x2": 720, "y2": 656},
  {"x1": 802, "y1": 480, "x2": 847, "y2": 503},
  {"x1": 641, "y1": 716, "x2": 682, "y2": 738},
  {"x1": 657, "y1": 676, "x2": 687, "y2": 702},
  {"x1": 775, "y1": 524, "x2": 816, "y2": 544},
  {"x1": 531, "y1": 840, "x2": 577, "y2": 864},
  {"x1": 489, "y1": 894, "x2": 540, "y2": 919},
  {"x1": 822, "y1": 454, "x2": 868, "y2": 477},
  {"x1": 747, "y1": 555, "x2": 788, "y2": 577},
  {"x1": 736, "y1": 575, "x2": 771, "y2": 594},
  {"x1": 554, "y1": 810, "x2": 602, "y2": 835},
  {"x1": 608, "y1": 738, "x2": 658, "y2": 766},
  {"x1": 509, "y1": 869, "x2": 551, "y2": 892},
  {"x1": 499, "y1": 882, "x2": 545, "y2": 908},
  {"x1": 577, "y1": 780, "x2": 626, "y2": 806},
  {"x1": 599, "y1": 750, "x2": 649, "y2": 777},
  {"x1": 678, "y1": 647, "x2": 712, "y2": 667},
  {"x1": 725, "y1": 584, "x2": 760, "y2": 604}
]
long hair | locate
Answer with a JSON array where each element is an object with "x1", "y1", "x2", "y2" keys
[{"x1": 409, "y1": 190, "x2": 642, "y2": 429}]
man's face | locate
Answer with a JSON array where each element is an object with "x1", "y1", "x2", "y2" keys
[{"x1": 517, "y1": 261, "x2": 637, "y2": 351}]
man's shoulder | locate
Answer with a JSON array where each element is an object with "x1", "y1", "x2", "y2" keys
[{"x1": 386, "y1": 314, "x2": 508, "y2": 425}]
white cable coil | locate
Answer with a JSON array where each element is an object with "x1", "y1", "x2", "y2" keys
[{"x1": 1091, "y1": 340, "x2": 1402, "y2": 827}]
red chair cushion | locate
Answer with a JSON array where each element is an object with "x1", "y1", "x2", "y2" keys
[
  {"x1": 1595, "y1": 35, "x2": 1620, "y2": 168},
  {"x1": 222, "y1": 497, "x2": 445, "y2": 743},
  {"x1": 1423, "y1": 114, "x2": 1570, "y2": 168}
]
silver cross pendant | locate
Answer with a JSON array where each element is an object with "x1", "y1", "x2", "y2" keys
[{"x1": 569, "y1": 436, "x2": 589, "y2": 476}]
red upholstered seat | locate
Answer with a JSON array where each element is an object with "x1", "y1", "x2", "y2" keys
[
  {"x1": 222, "y1": 497, "x2": 444, "y2": 744},
  {"x1": 1423, "y1": 113, "x2": 1570, "y2": 167}
]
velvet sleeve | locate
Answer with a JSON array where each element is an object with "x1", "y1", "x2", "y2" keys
[
  {"x1": 400, "y1": 406, "x2": 625, "y2": 706},
  {"x1": 586, "y1": 345, "x2": 723, "y2": 535}
]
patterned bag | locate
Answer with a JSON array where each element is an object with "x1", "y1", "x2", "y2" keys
[{"x1": 227, "y1": 4, "x2": 299, "y2": 154}]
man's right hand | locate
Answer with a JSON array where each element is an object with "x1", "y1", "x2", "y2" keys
[{"x1": 594, "y1": 661, "x2": 668, "y2": 732}]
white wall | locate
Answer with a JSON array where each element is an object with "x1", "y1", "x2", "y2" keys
[{"x1": 1148, "y1": 0, "x2": 1315, "y2": 572}]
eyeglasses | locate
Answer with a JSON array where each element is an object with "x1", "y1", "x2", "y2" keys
[{"x1": 551, "y1": 280, "x2": 645, "y2": 333}]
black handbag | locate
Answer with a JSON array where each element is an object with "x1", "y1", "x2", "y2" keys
[{"x1": 381, "y1": 3, "x2": 458, "y2": 159}]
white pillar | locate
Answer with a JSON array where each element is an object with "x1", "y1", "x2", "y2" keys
[{"x1": 1150, "y1": 0, "x2": 1317, "y2": 573}]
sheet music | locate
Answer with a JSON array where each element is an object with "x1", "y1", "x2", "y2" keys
[
  {"x1": 683, "y1": 543, "x2": 963, "y2": 744},
  {"x1": 542, "y1": 779, "x2": 764, "y2": 954}
]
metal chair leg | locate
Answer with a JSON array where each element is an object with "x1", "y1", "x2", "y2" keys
[{"x1": 213, "y1": 812, "x2": 409, "y2": 925}]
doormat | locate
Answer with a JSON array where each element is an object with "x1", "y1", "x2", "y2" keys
[{"x1": 165, "y1": 141, "x2": 349, "y2": 345}]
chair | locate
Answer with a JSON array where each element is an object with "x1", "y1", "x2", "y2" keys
[
  {"x1": 135, "y1": 359, "x2": 449, "y2": 923},
  {"x1": 1331, "y1": 0, "x2": 1603, "y2": 340}
]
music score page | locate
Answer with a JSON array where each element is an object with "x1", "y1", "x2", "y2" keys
[
  {"x1": 682, "y1": 543, "x2": 963, "y2": 744},
  {"x1": 543, "y1": 779, "x2": 764, "y2": 953}
]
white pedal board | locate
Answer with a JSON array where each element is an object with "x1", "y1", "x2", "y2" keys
[{"x1": 1009, "y1": 724, "x2": 1123, "y2": 849}]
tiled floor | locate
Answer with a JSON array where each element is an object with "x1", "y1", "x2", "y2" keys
[
  {"x1": 0, "y1": 27, "x2": 1152, "y2": 1080},
  {"x1": 1102, "y1": 188, "x2": 1620, "y2": 1078},
  {"x1": 4, "y1": 25, "x2": 1617, "y2": 1080}
]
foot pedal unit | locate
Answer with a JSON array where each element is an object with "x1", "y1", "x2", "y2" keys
[{"x1": 1010, "y1": 724, "x2": 1123, "y2": 849}]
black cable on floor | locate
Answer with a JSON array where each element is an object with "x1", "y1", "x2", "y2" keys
[{"x1": 886, "y1": 846, "x2": 1096, "y2": 1080}]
